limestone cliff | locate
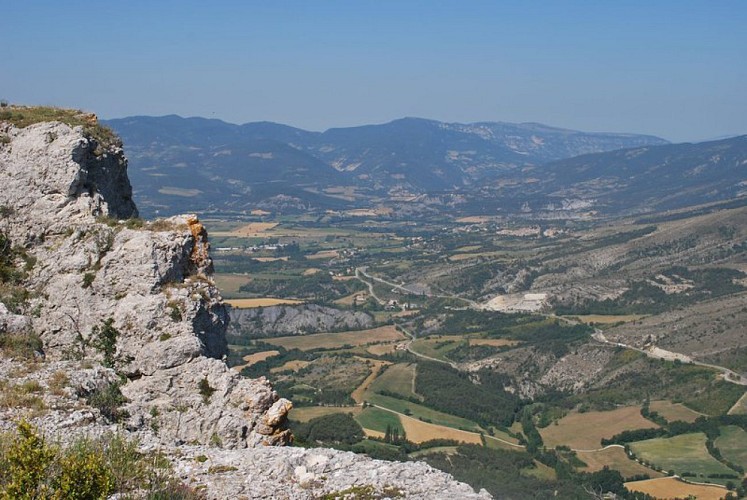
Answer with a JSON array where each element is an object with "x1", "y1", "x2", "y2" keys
[
  {"x1": 0, "y1": 115, "x2": 490, "y2": 498},
  {"x1": 0, "y1": 119, "x2": 291, "y2": 447}
]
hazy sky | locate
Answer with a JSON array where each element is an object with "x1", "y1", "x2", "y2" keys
[{"x1": 2, "y1": 1, "x2": 745, "y2": 142}]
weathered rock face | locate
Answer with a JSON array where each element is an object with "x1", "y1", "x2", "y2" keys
[
  {"x1": 0, "y1": 121, "x2": 290, "y2": 447},
  {"x1": 170, "y1": 445, "x2": 491, "y2": 499},
  {"x1": 0, "y1": 121, "x2": 137, "y2": 244},
  {"x1": 228, "y1": 303, "x2": 374, "y2": 338}
]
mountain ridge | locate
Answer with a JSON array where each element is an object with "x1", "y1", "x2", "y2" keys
[{"x1": 104, "y1": 115, "x2": 669, "y2": 216}]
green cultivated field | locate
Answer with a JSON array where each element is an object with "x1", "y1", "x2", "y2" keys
[
  {"x1": 364, "y1": 392, "x2": 482, "y2": 432},
  {"x1": 629, "y1": 433, "x2": 736, "y2": 483},
  {"x1": 355, "y1": 407, "x2": 402, "y2": 434},
  {"x1": 409, "y1": 337, "x2": 464, "y2": 361},
  {"x1": 716, "y1": 425, "x2": 747, "y2": 470},
  {"x1": 369, "y1": 363, "x2": 420, "y2": 400}
]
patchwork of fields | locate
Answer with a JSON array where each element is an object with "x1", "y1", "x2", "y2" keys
[{"x1": 216, "y1": 215, "x2": 747, "y2": 498}]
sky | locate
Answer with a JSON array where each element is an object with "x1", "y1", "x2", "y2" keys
[{"x1": 2, "y1": 1, "x2": 746, "y2": 142}]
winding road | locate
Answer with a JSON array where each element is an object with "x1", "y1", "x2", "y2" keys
[
  {"x1": 592, "y1": 330, "x2": 747, "y2": 386},
  {"x1": 355, "y1": 267, "x2": 747, "y2": 387}
]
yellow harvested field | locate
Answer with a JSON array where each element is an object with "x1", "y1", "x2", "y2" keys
[
  {"x1": 366, "y1": 343, "x2": 399, "y2": 356},
  {"x1": 333, "y1": 293, "x2": 358, "y2": 306},
  {"x1": 650, "y1": 400, "x2": 703, "y2": 423},
  {"x1": 456, "y1": 216, "x2": 494, "y2": 223},
  {"x1": 243, "y1": 350, "x2": 279, "y2": 364},
  {"x1": 214, "y1": 274, "x2": 251, "y2": 294},
  {"x1": 225, "y1": 298, "x2": 305, "y2": 308},
  {"x1": 303, "y1": 268, "x2": 321, "y2": 275},
  {"x1": 158, "y1": 187, "x2": 201, "y2": 197},
  {"x1": 449, "y1": 251, "x2": 502, "y2": 262},
  {"x1": 577, "y1": 446, "x2": 663, "y2": 479},
  {"x1": 344, "y1": 209, "x2": 379, "y2": 217},
  {"x1": 351, "y1": 360, "x2": 390, "y2": 404},
  {"x1": 729, "y1": 392, "x2": 747, "y2": 415},
  {"x1": 391, "y1": 310, "x2": 420, "y2": 318},
  {"x1": 567, "y1": 314, "x2": 647, "y2": 324},
  {"x1": 223, "y1": 222, "x2": 278, "y2": 237},
  {"x1": 364, "y1": 429, "x2": 386, "y2": 439},
  {"x1": 252, "y1": 256, "x2": 288, "y2": 262},
  {"x1": 307, "y1": 249, "x2": 339, "y2": 260},
  {"x1": 250, "y1": 209, "x2": 271, "y2": 216},
  {"x1": 399, "y1": 414, "x2": 483, "y2": 445},
  {"x1": 455, "y1": 245, "x2": 482, "y2": 252},
  {"x1": 540, "y1": 406, "x2": 658, "y2": 450},
  {"x1": 468, "y1": 338, "x2": 519, "y2": 347},
  {"x1": 332, "y1": 275, "x2": 356, "y2": 281},
  {"x1": 270, "y1": 360, "x2": 310, "y2": 373},
  {"x1": 289, "y1": 406, "x2": 361, "y2": 422},
  {"x1": 624, "y1": 477, "x2": 727, "y2": 500},
  {"x1": 232, "y1": 350, "x2": 280, "y2": 372},
  {"x1": 264, "y1": 326, "x2": 405, "y2": 351}
]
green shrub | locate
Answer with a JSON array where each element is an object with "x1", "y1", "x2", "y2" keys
[
  {"x1": 168, "y1": 303, "x2": 182, "y2": 322},
  {"x1": 90, "y1": 318, "x2": 119, "y2": 368},
  {"x1": 82, "y1": 272, "x2": 95, "y2": 289},
  {"x1": 198, "y1": 378, "x2": 215, "y2": 404},
  {"x1": 51, "y1": 439, "x2": 114, "y2": 499},
  {"x1": 0, "y1": 331, "x2": 43, "y2": 359},
  {"x1": 0, "y1": 422, "x2": 201, "y2": 499},
  {"x1": 86, "y1": 381, "x2": 128, "y2": 423},
  {"x1": 0, "y1": 420, "x2": 56, "y2": 499}
]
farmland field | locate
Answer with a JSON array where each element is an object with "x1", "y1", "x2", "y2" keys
[
  {"x1": 307, "y1": 249, "x2": 340, "y2": 260},
  {"x1": 225, "y1": 298, "x2": 305, "y2": 308},
  {"x1": 269, "y1": 360, "x2": 310, "y2": 373},
  {"x1": 365, "y1": 343, "x2": 399, "y2": 356},
  {"x1": 467, "y1": 338, "x2": 519, "y2": 347},
  {"x1": 232, "y1": 350, "x2": 279, "y2": 372},
  {"x1": 715, "y1": 425, "x2": 747, "y2": 470},
  {"x1": 649, "y1": 400, "x2": 703, "y2": 423},
  {"x1": 368, "y1": 363, "x2": 420, "y2": 400},
  {"x1": 363, "y1": 392, "x2": 482, "y2": 432},
  {"x1": 264, "y1": 326, "x2": 405, "y2": 351},
  {"x1": 629, "y1": 433, "x2": 737, "y2": 481},
  {"x1": 409, "y1": 337, "x2": 463, "y2": 361},
  {"x1": 566, "y1": 314, "x2": 646, "y2": 325},
  {"x1": 576, "y1": 446, "x2": 663, "y2": 479},
  {"x1": 729, "y1": 392, "x2": 747, "y2": 415},
  {"x1": 212, "y1": 222, "x2": 278, "y2": 237},
  {"x1": 213, "y1": 273, "x2": 251, "y2": 296},
  {"x1": 289, "y1": 406, "x2": 361, "y2": 422},
  {"x1": 540, "y1": 406, "x2": 658, "y2": 450},
  {"x1": 448, "y1": 251, "x2": 503, "y2": 262},
  {"x1": 398, "y1": 413, "x2": 483, "y2": 445},
  {"x1": 624, "y1": 477, "x2": 728, "y2": 500},
  {"x1": 355, "y1": 406, "x2": 402, "y2": 434},
  {"x1": 351, "y1": 360, "x2": 390, "y2": 404}
]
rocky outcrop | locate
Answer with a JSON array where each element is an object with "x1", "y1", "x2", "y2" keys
[
  {"x1": 228, "y1": 303, "x2": 374, "y2": 338},
  {"x1": 171, "y1": 445, "x2": 491, "y2": 499},
  {"x1": 0, "y1": 120, "x2": 290, "y2": 447},
  {"x1": 0, "y1": 121, "x2": 137, "y2": 244}
]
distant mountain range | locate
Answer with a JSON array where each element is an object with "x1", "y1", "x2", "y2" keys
[
  {"x1": 535, "y1": 134, "x2": 747, "y2": 215},
  {"x1": 104, "y1": 115, "x2": 669, "y2": 217}
]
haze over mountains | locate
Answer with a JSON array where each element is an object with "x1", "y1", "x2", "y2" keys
[{"x1": 105, "y1": 115, "x2": 745, "y2": 219}]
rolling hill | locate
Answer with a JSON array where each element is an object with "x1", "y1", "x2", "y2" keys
[{"x1": 104, "y1": 115, "x2": 667, "y2": 216}]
